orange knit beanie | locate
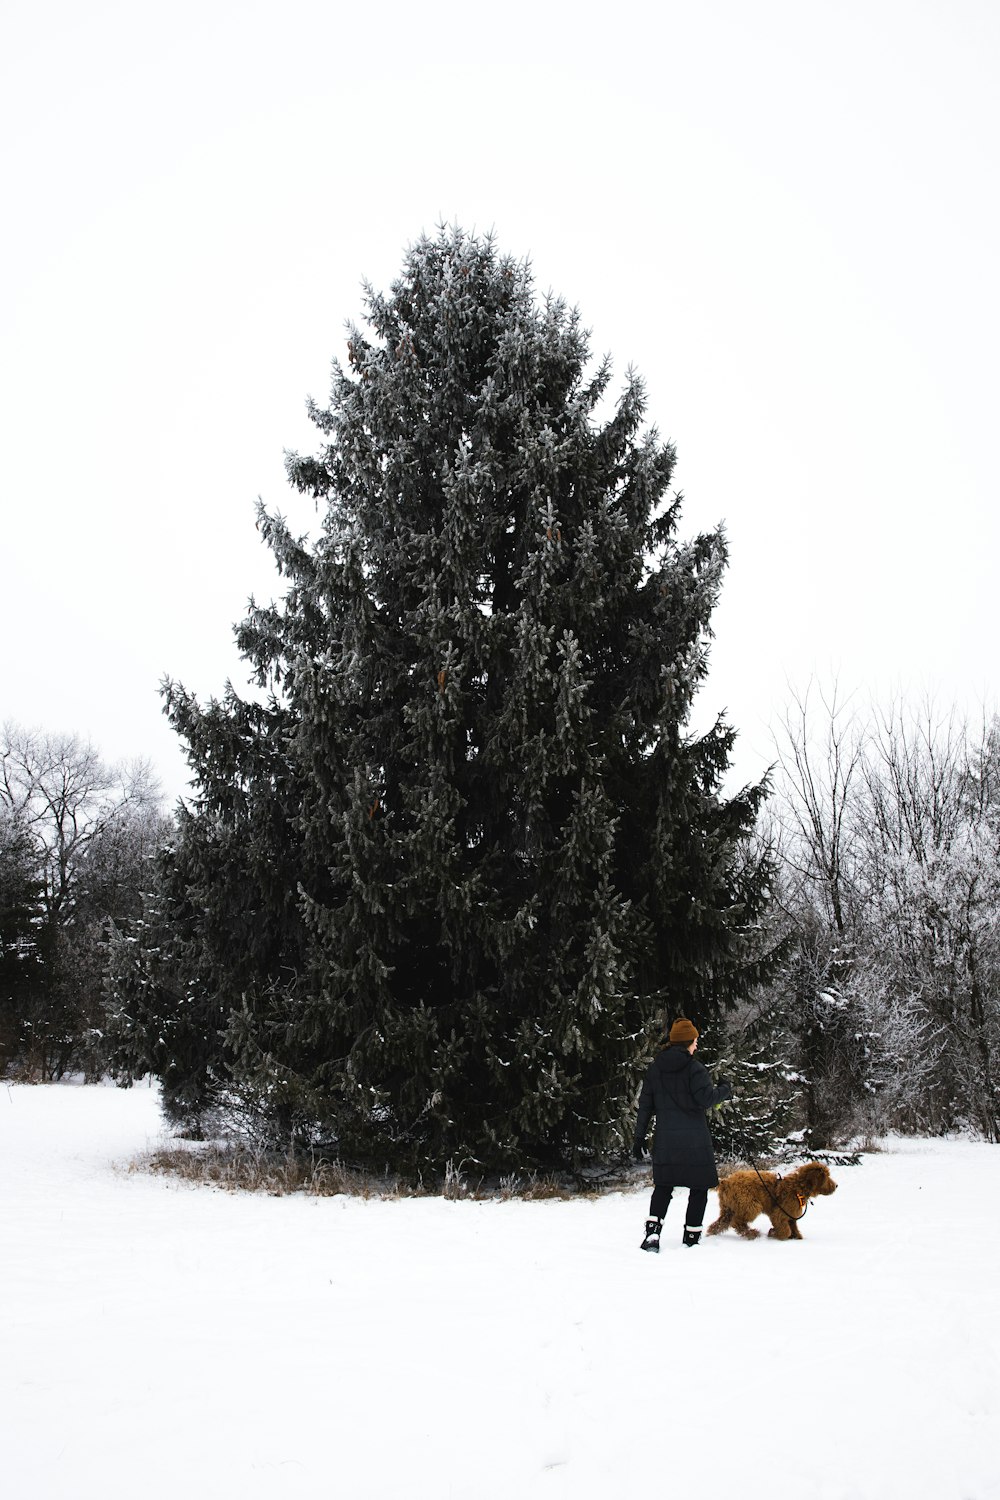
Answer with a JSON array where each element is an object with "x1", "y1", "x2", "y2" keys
[{"x1": 669, "y1": 1017, "x2": 699, "y2": 1045}]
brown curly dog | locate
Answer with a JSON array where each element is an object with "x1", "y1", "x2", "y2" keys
[{"x1": 706, "y1": 1162, "x2": 838, "y2": 1241}]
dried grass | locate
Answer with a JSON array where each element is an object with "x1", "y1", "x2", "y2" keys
[
  {"x1": 133, "y1": 1144, "x2": 406, "y2": 1200},
  {"x1": 132, "y1": 1142, "x2": 629, "y2": 1201}
]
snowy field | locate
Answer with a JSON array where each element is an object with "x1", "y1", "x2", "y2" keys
[{"x1": 4, "y1": 1084, "x2": 999, "y2": 1500}]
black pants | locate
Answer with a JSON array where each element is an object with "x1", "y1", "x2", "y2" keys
[{"x1": 650, "y1": 1185, "x2": 708, "y2": 1227}]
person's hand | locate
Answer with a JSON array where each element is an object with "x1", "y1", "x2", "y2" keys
[{"x1": 632, "y1": 1141, "x2": 646, "y2": 1163}]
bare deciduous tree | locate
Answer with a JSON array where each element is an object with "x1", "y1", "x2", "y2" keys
[
  {"x1": 1, "y1": 723, "x2": 161, "y2": 921},
  {"x1": 772, "y1": 679, "x2": 866, "y2": 939}
]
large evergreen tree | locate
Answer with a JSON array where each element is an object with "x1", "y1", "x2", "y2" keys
[{"x1": 109, "y1": 227, "x2": 773, "y2": 1173}]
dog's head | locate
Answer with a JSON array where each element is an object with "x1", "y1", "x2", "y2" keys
[{"x1": 799, "y1": 1162, "x2": 837, "y2": 1198}]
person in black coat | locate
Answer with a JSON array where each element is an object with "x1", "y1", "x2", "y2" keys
[{"x1": 633, "y1": 1017, "x2": 732, "y2": 1250}]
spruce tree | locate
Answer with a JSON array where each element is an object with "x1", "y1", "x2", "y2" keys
[
  {"x1": 109, "y1": 227, "x2": 774, "y2": 1174},
  {"x1": 0, "y1": 809, "x2": 48, "y2": 1074}
]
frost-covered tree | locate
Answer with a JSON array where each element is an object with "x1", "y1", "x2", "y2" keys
[
  {"x1": 109, "y1": 228, "x2": 774, "y2": 1172},
  {"x1": 758, "y1": 689, "x2": 872, "y2": 1143},
  {"x1": 767, "y1": 691, "x2": 1000, "y2": 1143},
  {"x1": 857, "y1": 707, "x2": 1000, "y2": 1139}
]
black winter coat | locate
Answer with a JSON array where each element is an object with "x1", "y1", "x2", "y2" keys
[{"x1": 634, "y1": 1045, "x2": 732, "y2": 1189}]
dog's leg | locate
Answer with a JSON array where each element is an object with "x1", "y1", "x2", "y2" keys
[
  {"x1": 767, "y1": 1214, "x2": 792, "y2": 1241},
  {"x1": 735, "y1": 1220, "x2": 761, "y2": 1240}
]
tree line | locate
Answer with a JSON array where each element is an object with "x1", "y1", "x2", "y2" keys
[
  {"x1": 748, "y1": 687, "x2": 1000, "y2": 1147},
  {"x1": 0, "y1": 722, "x2": 168, "y2": 1079},
  {"x1": 6, "y1": 688, "x2": 994, "y2": 1152},
  {"x1": 3, "y1": 229, "x2": 996, "y2": 1170}
]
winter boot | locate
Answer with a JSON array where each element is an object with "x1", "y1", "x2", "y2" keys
[
  {"x1": 640, "y1": 1218, "x2": 663, "y2": 1252},
  {"x1": 682, "y1": 1226, "x2": 702, "y2": 1248}
]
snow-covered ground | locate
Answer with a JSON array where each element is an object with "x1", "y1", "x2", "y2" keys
[{"x1": 4, "y1": 1083, "x2": 998, "y2": 1500}]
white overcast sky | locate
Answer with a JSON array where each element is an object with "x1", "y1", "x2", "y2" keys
[{"x1": 2, "y1": 0, "x2": 997, "y2": 804}]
